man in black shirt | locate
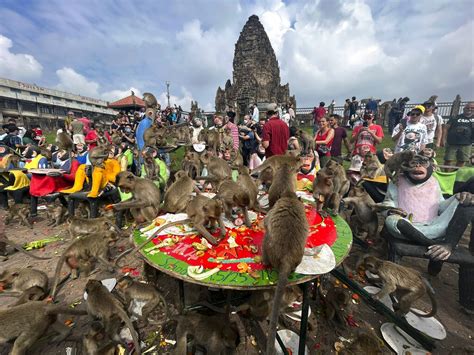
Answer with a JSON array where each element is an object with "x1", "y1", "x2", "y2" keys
[{"x1": 444, "y1": 102, "x2": 474, "y2": 168}]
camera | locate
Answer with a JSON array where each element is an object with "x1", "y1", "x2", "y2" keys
[{"x1": 363, "y1": 121, "x2": 369, "y2": 128}]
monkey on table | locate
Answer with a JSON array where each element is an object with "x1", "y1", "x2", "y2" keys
[
  {"x1": 0, "y1": 301, "x2": 87, "y2": 354},
  {"x1": 262, "y1": 191, "x2": 309, "y2": 355},
  {"x1": 85, "y1": 279, "x2": 141, "y2": 355},
  {"x1": 360, "y1": 255, "x2": 437, "y2": 318},
  {"x1": 162, "y1": 170, "x2": 199, "y2": 213},
  {"x1": 217, "y1": 178, "x2": 253, "y2": 227},
  {"x1": 115, "y1": 194, "x2": 226, "y2": 264}
]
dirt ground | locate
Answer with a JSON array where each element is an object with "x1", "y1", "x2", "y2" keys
[{"x1": 0, "y1": 206, "x2": 473, "y2": 354}]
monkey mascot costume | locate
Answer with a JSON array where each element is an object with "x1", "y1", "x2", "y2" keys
[{"x1": 382, "y1": 153, "x2": 474, "y2": 313}]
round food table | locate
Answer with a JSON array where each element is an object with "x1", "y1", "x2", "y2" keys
[{"x1": 133, "y1": 196, "x2": 353, "y2": 353}]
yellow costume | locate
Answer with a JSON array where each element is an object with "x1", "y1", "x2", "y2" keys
[
  {"x1": 61, "y1": 159, "x2": 120, "y2": 198},
  {"x1": 24, "y1": 154, "x2": 45, "y2": 169},
  {"x1": 4, "y1": 170, "x2": 30, "y2": 191}
]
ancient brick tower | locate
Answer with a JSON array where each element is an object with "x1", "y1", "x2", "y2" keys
[{"x1": 215, "y1": 15, "x2": 295, "y2": 116}]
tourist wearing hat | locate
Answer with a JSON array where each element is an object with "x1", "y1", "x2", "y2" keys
[
  {"x1": 392, "y1": 105, "x2": 428, "y2": 153},
  {"x1": 261, "y1": 103, "x2": 289, "y2": 158},
  {"x1": 421, "y1": 101, "x2": 443, "y2": 149}
]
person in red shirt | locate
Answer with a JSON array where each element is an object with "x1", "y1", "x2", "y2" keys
[
  {"x1": 351, "y1": 111, "x2": 384, "y2": 157},
  {"x1": 262, "y1": 103, "x2": 289, "y2": 158},
  {"x1": 85, "y1": 123, "x2": 111, "y2": 150},
  {"x1": 312, "y1": 102, "x2": 326, "y2": 134},
  {"x1": 314, "y1": 116, "x2": 335, "y2": 167}
]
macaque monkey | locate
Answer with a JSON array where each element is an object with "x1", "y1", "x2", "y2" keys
[
  {"x1": 230, "y1": 313, "x2": 259, "y2": 355},
  {"x1": 115, "y1": 194, "x2": 225, "y2": 264},
  {"x1": 384, "y1": 150, "x2": 416, "y2": 182},
  {"x1": 342, "y1": 185, "x2": 379, "y2": 238},
  {"x1": 46, "y1": 203, "x2": 67, "y2": 227},
  {"x1": 68, "y1": 216, "x2": 118, "y2": 239},
  {"x1": 360, "y1": 152, "x2": 385, "y2": 179},
  {"x1": 250, "y1": 154, "x2": 302, "y2": 177},
  {"x1": 324, "y1": 159, "x2": 350, "y2": 197},
  {"x1": 83, "y1": 321, "x2": 116, "y2": 355},
  {"x1": 297, "y1": 129, "x2": 315, "y2": 155},
  {"x1": 199, "y1": 129, "x2": 220, "y2": 154},
  {"x1": 143, "y1": 92, "x2": 158, "y2": 108},
  {"x1": 0, "y1": 235, "x2": 52, "y2": 260},
  {"x1": 112, "y1": 171, "x2": 161, "y2": 223},
  {"x1": 174, "y1": 313, "x2": 238, "y2": 355},
  {"x1": 85, "y1": 279, "x2": 141, "y2": 355},
  {"x1": 57, "y1": 131, "x2": 74, "y2": 151},
  {"x1": 76, "y1": 201, "x2": 91, "y2": 218},
  {"x1": 0, "y1": 301, "x2": 87, "y2": 354},
  {"x1": 319, "y1": 284, "x2": 353, "y2": 327},
  {"x1": 268, "y1": 163, "x2": 298, "y2": 209},
  {"x1": 143, "y1": 149, "x2": 160, "y2": 181},
  {"x1": 0, "y1": 268, "x2": 49, "y2": 306},
  {"x1": 197, "y1": 151, "x2": 232, "y2": 190},
  {"x1": 339, "y1": 331, "x2": 386, "y2": 355},
  {"x1": 361, "y1": 256, "x2": 437, "y2": 317},
  {"x1": 262, "y1": 191, "x2": 309, "y2": 355},
  {"x1": 162, "y1": 170, "x2": 197, "y2": 213},
  {"x1": 182, "y1": 151, "x2": 202, "y2": 179},
  {"x1": 221, "y1": 127, "x2": 234, "y2": 151},
  {"x1": 5, "y1": 203, "x2": 32, "y2": 228},
  {"x1": 50, "y1": 231, "x2": 118, "y2": 298},
  {"x1": 143, "y1": 125, "x2": 166, "y2": 147},
  {"x1": 115, "y1": 276, "x2": 168, "y2": 322},
  {"x1": 257, "y1": 167, "x2": 274, "y2": 189},
  {"x1": 229, "y1": 150, "x2": 244, "y2": 169},
  {"x1": 217, "y1": 179, "x2": 252, "y2": 226},
  {"x1": 88, "y1": 146, "x2": 109, "y2": 167},
  {"x1": 236, "y1": 166, "x2": 260, "y2": 211}
]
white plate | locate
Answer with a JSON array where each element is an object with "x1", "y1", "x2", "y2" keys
[
  {"x1": 223, "y1": 210, "x2": 258, "y2": 228},
  {"x1": 296, "y1": 191, "x2": 315, "y2": 203},
  {"x1": 365, "y1": 286, "x2": 446, "y2": 340},
  {"x1": 83, "y1": 278, "x2": 116, "y2": 300},
  {"x1": 295, "y1": 244, "x2": 336, "y2": 275},
  {"x1": 141, "y1": 213, "x2": 195, "y2": 236},
  {"x1": 275, "y1": 329, "x2": 309, "y2": 355},
  {"x1": 381, "y1": 323, "x2": 426, "y2": 354},
  {"x1": 285, "y1": 303, "x2": 312, "y2": 322}
]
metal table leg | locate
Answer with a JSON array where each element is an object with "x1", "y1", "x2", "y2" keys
[
  {"x1": 298, "y1": 281, "x2": 310, "y2": 355},
  {"x1": 178, "y1": 279, "x2": 185, "y2": 313}
]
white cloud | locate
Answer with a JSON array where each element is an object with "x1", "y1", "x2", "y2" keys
[
  {"x1": 55, "y1": 67, "x2": 100, "y2": 97},
  {"x1": 0, "y1": 34, "x2": 43, "y2": 81},
  {"x1": 101, "y1": 87, "x2": 142, "y2": 102}
]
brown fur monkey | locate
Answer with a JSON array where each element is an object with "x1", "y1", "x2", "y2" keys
[
  {"x1": 68, "y1": 216, "x2": 118, "y2": 239},
  {"x1": 85, "y1": 279, "x2": 141, "y2": 355},
  {"x1": 342, "y1": 185, "x2": 379, "y2": 238},
  {"x1": 197, "y1": 151, "x2": 232, "y2": 190},
  {"x1": 217, "y1": 179, "x2": 252, "y2": 226},
  {"x1": 142, "y1": 149, "x2": 160, "y2": 181},
  {"x1": 46, "y1": 203, "x2": 67, "y2": 227},
  {"x1": 384, "y1": 150, "x2": 415, "y2": 182},
  {"x1": 162, "y1": 170, "x2": 197, "y2": 213},
  {"x1": 182, "y1": 151, "x2": 202, "y2": 179},
  {"x1": 0, "y1": 301, "x2": 87, "y2": 354},
  {"x1": 115, "y1": 276, "x2": 168, "y2": 323},
  {"x1": 360, "y1": 152, "x2": 385, "y2": 179},
  {"x1": 250, "y1": 154, "x2": 302, "y2": 177},
  {"x1": 112, "y1": 171, "x2": 161, "y2": 223},
  {"x1": 297, "y1": 129, "x2": 315, "y2": 155},
  {"x1": 50, "y1": 231, "x2": 118, "y2": 298},
  {"x1": 361, "y1": 256, "x2": 437, "y2": 317},
  {"x1": 268, "y1": 163, "x2": 298, "y2": 209},
  {"x1": 0, "y1": 268, "x2": 49, "y2": 305},
  {"x1": 236, "y1": 166, "x2": 260, "y2": 211},
  {"x1": 5, "y1": 203, "x2": 32, "y2": 228},
  {"x1": 83, "y1": 321, "x2": 116, "y2": 355},
  {"x1": 262, "y1": 191, "x2": 309, "y2": 355}
]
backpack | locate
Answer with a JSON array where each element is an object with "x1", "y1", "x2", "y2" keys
[{"x1": 1, "y1": 134, "x2": 15, "y2": 149}]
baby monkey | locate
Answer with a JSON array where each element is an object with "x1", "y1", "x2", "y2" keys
[{"x1": 5, "y1": 203, "x2": 32, "y2": 228}]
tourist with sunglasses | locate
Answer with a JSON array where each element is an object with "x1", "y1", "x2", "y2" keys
[{"x1": 392, "y1": 105, "x2": 428, "y2": 153}]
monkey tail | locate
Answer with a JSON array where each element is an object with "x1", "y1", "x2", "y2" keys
[
  {"x1": 114, "y1": 219, "x2": 191, "y2": 267},
  {"x1": 116, "y1": 306, "x2": 141, "y2": 355},
  {"x1": 411, "y1": 279, "x2": 437, "y2": 318},
  {"x1": 266, "y1": 263, "x2": 291, "y2": 355},
  {"x1": 45, "y1": 305, "x2": 88, "y2": 316},
  {"x1": 50, "y1": 252, "x2": 68, "y2": 298},
  {"x1": 0, "y1": 237, "x2": 52, "y2": 260}
]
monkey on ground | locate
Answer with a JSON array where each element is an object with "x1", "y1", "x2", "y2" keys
[
  {"x1": 85, "y1": 279, "x2": 141, "y2": 355},
  {"x1": 115, "y1": 275, "x2": 168, "y2": 323},
  {"x1": 360, "y1": 255, "x2": 437, "y2": 317},
  {"x1": 173, "y1": 312, "x2": 238, "y2": 355},
  {"x1": 268, "y1": 163, "x2": 298, "y2": 209},
  {"x1": 162, "y1": 170, "x2": 197, "y2": 213},
  {"x1": 0, "y1": 235, "x2": 52, "y2": 260},
  {"x1": 115, "y1": 194, "x2": 225, "y2": 264},
  {"x1": 0, "y1": 268, "x2": 49, "y2": 306},
  {"x1": 0, "y1": 301, "x2": 87, "y2": 354},
  {"x1": 5, "y1": 203, "x2": 32, "y2": 228},
  {"x1": 360, "y1": 152, "x2": 385, "y2": 179},
  {"x1": 83, "y1": 321, "x2": 116, "y2": 355},
  {"x1": 50, "y1": 231, "x2": 118, "y2": 298},
  {"x1": 262, "y1": 191, "x2": 309, "y2": 355},
  {"x1": 339, "y1": 331, "x2": 386, "y2": 355},
  {"x1": 229, "y1": 313, "x2": 259, "y2": 355},
  {"x1": 45, "y1": 203, "x2": 67, "y2": 227},
  {"x1": 384, "y1": 150, "x2": 415, "y2": 182},
  {"x1": 318, "y1": 282, "x2": 353, "y2": 328},
  {"x1": 111, "y1": 171, "x2": 161, "y2": 223},
  {"x1": 217, "y1": 179, "x2": 252, "y2": 226},
  {"x1": 68, "y1": 216, "x2": 119, "y2": 239}
]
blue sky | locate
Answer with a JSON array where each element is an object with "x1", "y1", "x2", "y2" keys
[{"x1": 0, "y1": 0, "x2": 472, "y2": 110}]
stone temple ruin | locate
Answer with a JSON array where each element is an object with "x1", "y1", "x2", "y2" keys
[{"x1": 215, "y1": 15, "x2": 295, "y2": 116}]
